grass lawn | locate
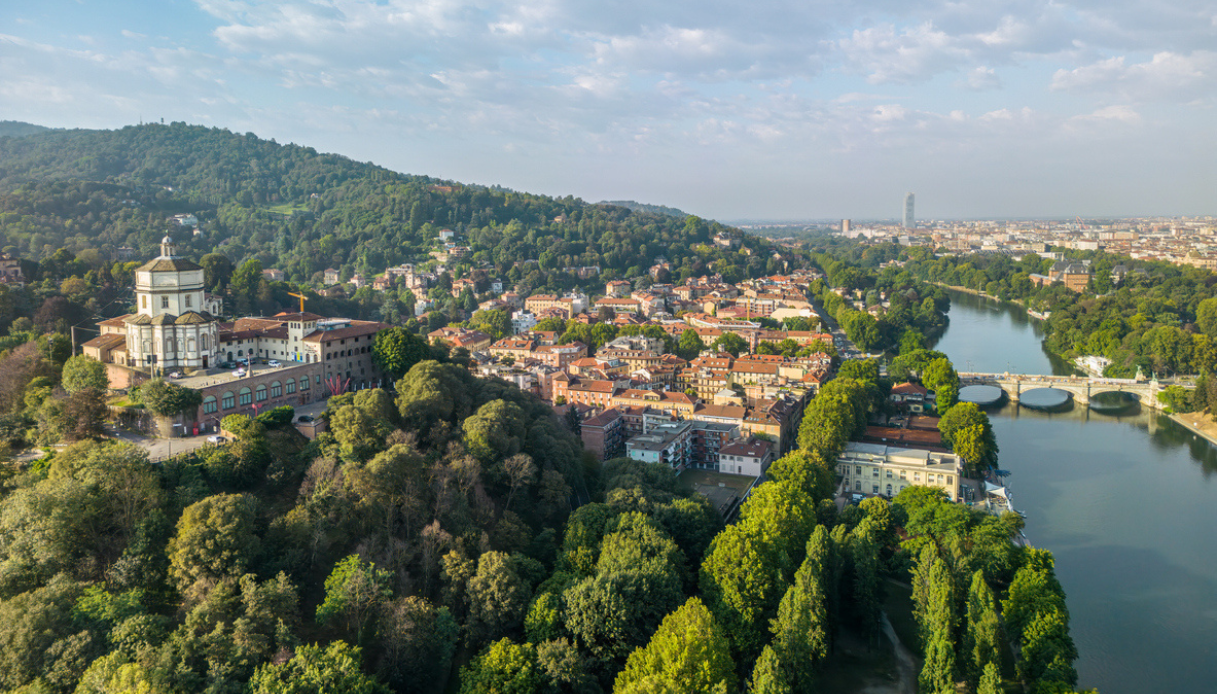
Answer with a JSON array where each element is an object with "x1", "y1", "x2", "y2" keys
[{"x1": 266, "y1": 202, "x2": 308, "y2": 215}]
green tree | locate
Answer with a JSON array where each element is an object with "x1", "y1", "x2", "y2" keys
[
  {"x1": 458, "y1": 639, "x2": 542, "y2": 694},
  {"x1": 372, "y1": 327, "x2": 432, "y2": 381},
  {"x1": 471, "y1": 309, "x2": 512, "y2": 340},
  {"x1": 137, "y1": 378, "x2": 203, "y2": 417},
  {"x1": 770, "y1": 556, "x2": 828, "y2": 691},
  {"x1": 977, "y1": 662, "x2": 1002, "y2": 694},
  {"x1": 614, "y1": 597, "x2": 736, "y2": 694},
  {"x1": 316, "y1": 555, "x2": 394, "y2": 645},
  {"x1": 749, "y1": 645, "x2": 791, "y2": 694},
  {"x1": 250, "y1": 641, "x2": 388, "y2": 694},
  {"x1": 167, "y1": 493, "x2": 261, "y2": 601},
  {"x1": 466, "y1": 551, "x2": 531, "y2": 646},
  {"x1": 563, "y1": 570, "x2": 682, "y2": 663},
  {"x1": 677, "y1": 329, "x2": 706, "y2": 361},
  {"x1": 60, "y1": 355, "x2": 108, "y2": 395},
  {"x1": 964, "y1": 570, "x2": 1002, "y2": 682},
  {"x1": 711, "y1": 332, "x2": 748, "y2": 357}
]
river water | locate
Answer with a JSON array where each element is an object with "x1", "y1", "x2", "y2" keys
[{"x1": 932, "y1": 288, "x2": 1217, "y2": 694}]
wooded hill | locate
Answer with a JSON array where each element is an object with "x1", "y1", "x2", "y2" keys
[{"x1": 0, "y1": 122, "x2": 793, "y2": 291}]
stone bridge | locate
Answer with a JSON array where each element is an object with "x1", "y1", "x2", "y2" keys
[{"x1": 958, "y1": 373, "x2": 1181, "y2": 410}]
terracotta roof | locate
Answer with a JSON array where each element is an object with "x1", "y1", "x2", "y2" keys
[
  {"x1": 720, "y1": 439, "x2": 773, "y2": 459},
  {"x1": 693, "y1": 404, "x2": 747, "y2": 420},
  {"x1": 272, "y1": 312, "x2": 328, "y2": 322},
  {"x1": 569, "y1": 380, "x2": 616, "y2": 393},
  {"x1": 582, "y1": 409, "x2": 623, "y2": 428},
  {"x1": 82, "y1": 333, "x2": 125, "y2": 350},
  {"x1": 304, "y1": 321, "x2": 389, "y2": 343},
  {"x1": 891, "y1": 382, "x2": 929, "y2": 396}
]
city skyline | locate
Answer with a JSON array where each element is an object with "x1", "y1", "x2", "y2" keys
[{"x1": 1, "y1": 0, "x2": 1214, "y2": 221}]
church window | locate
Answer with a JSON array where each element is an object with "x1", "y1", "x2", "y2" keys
[
  {"x1": 162, "y1": 296, "x2": 169, "y2": 309},
  {"x1": 222, "y1": 391, "x2": 235, "y2": 409},
  {"x1": 142, "y1": 295, "x2": 147, "y2": 308},
  {"x1": 239, "y1": 388, "x2": 252, "y2": 406},
  {"x1": 188, "y1": 339, "x2": 196, "y2": 352},
  {"x1": 202, "y1": 335, "x2": 209, "y2": 349}
]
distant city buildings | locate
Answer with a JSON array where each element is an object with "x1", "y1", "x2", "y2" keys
[{"x1": 903, "y1": 192, "x2": 915, "y2": 229}]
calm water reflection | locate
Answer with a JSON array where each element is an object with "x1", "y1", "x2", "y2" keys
[{"x1": 935, "y1": 289, "x2": 1217, "y2": 694}]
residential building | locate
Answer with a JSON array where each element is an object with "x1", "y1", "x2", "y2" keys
[
  {"x1": 836, "y1": 442, "x2": 963, "y2": 500},
  {"x1": 581, "y1": 408, "x2": 626, "y2": 461},
  {"x1": 718, "y1": 438, "x2": 774, "y2": 477}
]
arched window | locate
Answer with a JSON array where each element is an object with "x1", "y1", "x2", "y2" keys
[
  {"x1": 270, "y1": 381, "x2": 282, "y2": 398},
  {"x1": 164, "y1": 339, "x2": 173, "y2": 353},
  {"x1": 286, "y1": 379, "x2": 296, "y2": 394},
  {"x1": 202, "y1": 334, "x2": 209, "y2": 349},
  {"x1": 255, "y1": 385, "x2": 268, "y2": 402},
  {"x1": 300, "y1": 377, "x2": 310, "y2": 391},
  {"x1": 187, "y1": 338, "x2": 196, "y2": 353},
  {"x1": 142, "y1": 340, "x2": 151, "y2": 354},
  {"x1": 221, "y1": 391, "x2": 235, "y2": 409},
  {"x1": 203, "y1": 395, "x2": 217, "y2": 414},
  {"x1": 239, "y1": 387, "x2": 252, "y2": 406}
]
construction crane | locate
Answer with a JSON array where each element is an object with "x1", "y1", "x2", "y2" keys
[
  {"x1": 287, "y1": 291, "x2": 307, "y2": 313},
  {"x1": 1075, "y1": 216, "x2": 1087, "y2": 230}
]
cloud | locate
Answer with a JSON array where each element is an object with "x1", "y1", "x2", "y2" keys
[
  {"x1": 959, "y1": 66, "x2": 1000, "y2": 90},
  {"x1": 1051, "y1": 51, "x2": 1217, "y2": 101}
]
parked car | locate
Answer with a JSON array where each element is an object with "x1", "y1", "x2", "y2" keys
[
  {"x1": 232, "y1": 369, "x2": 246, "y2": 377},
  {"x1": 297, "y1": 415, "x2": 314, "y2": 423},
  {"x1": 268, "y1": 360, "x2": 281, "y2": 367},
  {"x1": 207, "y1": 435, "x2": 227, "y2": 444}
]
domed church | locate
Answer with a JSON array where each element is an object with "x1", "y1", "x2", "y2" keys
[{"x1": 120, "y1": 236, "x2": 221, "y2": 372}]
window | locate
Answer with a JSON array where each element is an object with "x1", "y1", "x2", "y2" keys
[
  {"x1": 855, "y1": 481, "x2": 861, "y2": 490},
  {"x1": 270, "y1": 381, "x2": 281, "y2": 398},
  {"x1": 188, "y1": 338, "x2": 196, "y2": 352},
  {"x1": 886, "y1": 484, "x2": 893, "y2": 495},
  {"x1": 239, "y1": 387, "x2": 252, "y2": 406},
  {"x1": 141, "y1": 295, "x2": 147, "y2": 308},
  {"x1": 300, "y1": 377, "x2": 310, "y2": 391},
  {"x1": 256, "y1": 385, "x2": 267, "y2": 402},
  {"x1": 286, "y1": 380, "x2": 296, "y2": 394},
  {"x1": 185, "y1": 294, "x2": 193, "y2": 308},
  {"x1": 855, "y1": 465, "x2": 862, "y2": 474},
  {"x1": 203, "y1": 396, "x2": 217, "y2": 414},
  {"x1": 885, "y1": 470, "x2": 892, "y2": 478},
  {"x1": 914, "y1": 473, "x2": 921, "y2": 481},
  {"x1": 161, "y1": 296, "x2": 169, "y2": 309},
  {"x1": 222, "y1": 391, "x2": 235, "y2": 409},
  {"x1": 947, "y1": 476, "x2": 953, "y2": 484},
  {"x1": 872, "y1": 484, "x2": 879, "y2": 494}
]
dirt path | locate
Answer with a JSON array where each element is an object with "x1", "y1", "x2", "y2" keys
[{"x1": 858, "y1": 613, "x2": 919, "y2": 694}]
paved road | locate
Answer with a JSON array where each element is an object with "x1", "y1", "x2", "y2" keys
[{"x1": 106, "y1": 424, "x2": 217, "y2": 461}]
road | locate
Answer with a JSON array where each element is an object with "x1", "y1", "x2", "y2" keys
[{"x1": 106, "y1": 424, "x2": 217, "y2": 461}]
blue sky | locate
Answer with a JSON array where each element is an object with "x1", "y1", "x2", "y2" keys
[{"x1": 1, "y1": 0, "x2": 1214, "y2": 221}]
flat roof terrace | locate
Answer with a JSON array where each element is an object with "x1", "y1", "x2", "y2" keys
[
  {"x1": 677, "y1": 468, "x2": 759, "y2": 519},
  {"x1": 173, "y1": 361, "x2": 314, "y2": 390}
]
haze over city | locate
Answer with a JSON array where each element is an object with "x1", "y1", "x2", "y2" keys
[{"x1": 1, "y1": 0, "x2": 1214, "y2": 220}]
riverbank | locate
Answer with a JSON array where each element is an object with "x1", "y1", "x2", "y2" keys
[
  {"x1": 1168, "y1": 411, "x2": 1217, "y2": 448},
  {"x1": 931, "y1": 282, "x2": 1038, "y2": 315}
]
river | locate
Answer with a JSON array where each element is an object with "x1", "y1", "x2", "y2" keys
[{"x1": 932, "y1": 288, "x2": 1217, "y2": 694}]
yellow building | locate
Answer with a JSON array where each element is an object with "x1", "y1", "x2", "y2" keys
[{"x1": 836, "y1": 442, "x2": 963, "y2": 500}]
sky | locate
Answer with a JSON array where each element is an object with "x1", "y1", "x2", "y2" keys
[{"x1": 0, "y1": 0, "x2": 1214, "y2": 222}]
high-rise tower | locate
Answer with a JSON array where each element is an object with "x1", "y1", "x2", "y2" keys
[{"x1": 902, "y1": 193, "x2": 915, "y2": 228}]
